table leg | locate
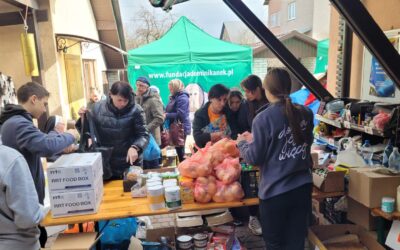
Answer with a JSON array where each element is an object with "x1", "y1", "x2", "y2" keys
[
  {"x1": 95, "y1": 222, "x2": 101, "y2": 250},
  {"x1": 377, "y1": 216, "x2": 385, "y2": 245}
]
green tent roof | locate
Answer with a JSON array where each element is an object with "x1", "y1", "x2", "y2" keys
[{"x1": 128, "y1": 16, "x2": 252, "y2": 65}]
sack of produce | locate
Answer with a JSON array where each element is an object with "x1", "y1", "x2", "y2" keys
[
  {"x1": 178, "y1": 143, "x2": 213, "y2": 178},
  {"x1": 213, "y1": 181, "x2": 244, "y2": 203},
  {"x1": 214, "y1": 157, "x2": 241, "y2": 184},
  {"x1": 194, "y1": 176, "x2": 217, "y2": 203}
]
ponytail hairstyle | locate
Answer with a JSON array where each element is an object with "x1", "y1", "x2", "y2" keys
[{"x1": 263, "y1": 68, "x2": 306, "y2": 145}]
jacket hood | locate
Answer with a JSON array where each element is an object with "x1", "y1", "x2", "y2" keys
[
  {"x1": 0, "y1": 104, "x2": 32, "y2": 125},
  {"x1": 173, "y1": 90, "x2": 189, "y2": 99}
]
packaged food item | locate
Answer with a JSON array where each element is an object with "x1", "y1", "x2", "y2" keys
[
  {"x1": 179, "y1": 176, "x2": 195, "y2": 204},
  {"x1": 131, "y1": 182, "x2": 147, "y2": 198},
  {"x1": 147, "y1": 185, "x2": 165, "y2": 211},
  {"x1": 165, "y1": 186, "x2": 182, "y2": 210}
]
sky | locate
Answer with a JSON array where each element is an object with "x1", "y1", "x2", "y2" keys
[{"x1": 119, "y1": 0, "x2": 268, "y2": 38}]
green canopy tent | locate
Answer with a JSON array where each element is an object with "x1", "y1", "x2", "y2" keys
[
  {"x1": 314, "y1": 39, "x2": 329, "y2": 74},
  {"x1": 127, "y1": 16, "x2": 252, "y2": 105}
]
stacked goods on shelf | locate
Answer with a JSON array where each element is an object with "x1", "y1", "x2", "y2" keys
[
  {"x1": 178, "y1": 138, "x2": 245, "y2": 203},
  {"x1": 47, "y1": 153, "x2": 104, "y2": 218}
]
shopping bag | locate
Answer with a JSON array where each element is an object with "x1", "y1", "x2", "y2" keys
[
  {"x1": 98, "y1": 218, "x2": 137, "y2": 250},
  {"x1": 143, "y1": 134, "x2": 161, "y2": 161},
  {"x1": 78, "y1": 111, "x2": 114, "y2": 180},
  {"x1": 169, "y1": 121, "x2": 185, "y2": 147}
]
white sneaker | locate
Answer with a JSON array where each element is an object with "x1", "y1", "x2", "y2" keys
[{"x1": 248, "y1": 216, "x2": 262, "y2": 236}]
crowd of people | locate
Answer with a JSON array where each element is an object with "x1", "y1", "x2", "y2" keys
[{"x1": 0, "y1": 68, "x2": 314, "y2": 250}]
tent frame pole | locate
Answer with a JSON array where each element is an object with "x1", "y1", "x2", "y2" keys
[{"x1": 223, "y1": 0, "x2": 334, "y2": 102}]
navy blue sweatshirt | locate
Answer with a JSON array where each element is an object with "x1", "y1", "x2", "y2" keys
[
  {"x1": 237, "y1": 102, "x2": 314, "y2": 200},
  {"x1": 0, "y1": 105, "x2": 75, "y2": 204}
]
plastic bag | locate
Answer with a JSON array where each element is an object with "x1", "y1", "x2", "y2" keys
[
  {"x1": 372, "y1": 111, "x2": 391, "y2": 131},
  {"x1": 99, "y1": 218, "x2": 137, "y2": 250},
  {"x1": 213, "y1": 181, "x2": 245, "y2": 203},
  {"x1": 178, "y1": 143, "x2": 213, "y2": 178},
  {"x1": 143, "y1": 134, "x2": 161, "y2": 161},
  {"x1": 194, "y1": 176, "x2": 217, "y2": 203},
  {"x1": 334, "y1": 138, "x2": 366, "y2": 168},
  {"x1": 214, "y1": 157, "x2": 241, "y2": 184},
  {"x1": 210, "y1": 138, "x2": 240, "y2": 158}
]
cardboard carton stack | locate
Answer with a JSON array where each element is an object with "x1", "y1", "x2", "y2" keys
[
  {"x1": 47, "y1": 153, "x2": 104, "y2": 218},
  {"x1": 348, "y1": 167, "x2": 400, "y2": 230}
]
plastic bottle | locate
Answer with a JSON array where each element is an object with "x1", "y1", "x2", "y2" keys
[
  {"x1": 361, "y1": 140, "x2": 373, "y2": 166},
  {"x1": 383, "y1": 140, "x2": 393, "y2": 167},
  {"x1": 388, "y1": 147, "x2": 400, "y2": 172}
]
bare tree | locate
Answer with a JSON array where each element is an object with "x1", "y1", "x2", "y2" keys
[{"x1": 125, "y1": 7, "x2": 176, "y2": 50}]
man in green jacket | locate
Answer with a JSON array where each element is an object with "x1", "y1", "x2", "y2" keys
[{"x1": 135, "y1": 76, "x2": 164, "y2": 168}]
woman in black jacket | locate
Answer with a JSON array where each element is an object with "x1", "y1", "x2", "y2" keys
[
  {"x1": 192, "y1": 84, "x2": 231, "y2": 148},
  {"x1": 77, "y1": 81, "x2": 149, "y2": 179},
  {"x1": 226, "y1": 88, "x2": 250, "y2": 139}
]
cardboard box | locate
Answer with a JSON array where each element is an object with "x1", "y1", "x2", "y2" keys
[
  {"x1": 312, "y1": 152, "x2": 319, "y2": 168},
  {"x1": 51, "y1": 232, "x2": 97, "y2": 250},
  {"x1": 47, "y1": 153, "x2": 103, "y2": 191},
  {"x1": 308, "y1": 225, "x2": 384, "y2": 250},
  {"x1": 347, "y1": 197, "x2": 376, "y2": 231},
  {"x1": 146, "y1": 227, "x2": 176, "y2": 244},
  {"x1": 313, "y1": 169, "x2": 345, "y2": 192},
  {"x1": 50, "y1": 179, "x2": 103, "y2": 218},
  {"x1": 349, "y1": 167, "x2": 400, "y2": 208}
]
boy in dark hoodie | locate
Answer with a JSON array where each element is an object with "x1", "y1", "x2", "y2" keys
[{"x1": 0, "y1": 82, "x2": 78, "y2": 247}]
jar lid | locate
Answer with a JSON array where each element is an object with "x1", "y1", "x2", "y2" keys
[
  {"x1": 177, "y1": 235, "x2": 192, "y2": 242},
  {"x1": 382, "y1": 197, "x2": 395, "y2": 202},
  {"x1": 165, "y1": 186, "x2": 180, "y2": 192},
  {"x1": 193, "y1": 233, "x2": 208, "y2": 240}
]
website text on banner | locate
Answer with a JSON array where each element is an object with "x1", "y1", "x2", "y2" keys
[{"x1": 128, "y1": 62, "x2": 252, "y2": 105}]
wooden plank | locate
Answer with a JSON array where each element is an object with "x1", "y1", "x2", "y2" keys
[
  {"x1": 41, "y1": 180, "x2": 259, "y2": 227},
  {"x1": 312, "y1": 187, "x2": 345, "y2": 200},
  {"x1": 3, "y1": 0, "x2": 38, "y2": 9},
  {"x1": 371, "y1": 207, "x2": 400, "y2": 221}
]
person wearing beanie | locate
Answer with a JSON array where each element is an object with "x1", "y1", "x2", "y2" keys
[
  {"x1": 135, "y1": 77, "x2": 164, "y2": 169},
  {"x1": 136, "y1": 76, "x2": 150, "y2": 86}
]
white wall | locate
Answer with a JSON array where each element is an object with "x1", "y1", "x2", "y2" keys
[
  {"x1": 312, "y1": 0, "x2": 331, "y2": 40},
  {"x1": 0, "y1": 25, "x2": 32, "y2": 89},
  {"x1": 53, "y1": 0, "x2": 106, "y2": 88}
]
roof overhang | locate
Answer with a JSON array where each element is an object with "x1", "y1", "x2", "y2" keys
[
  {"x1": 253, "y1": 30, "x2": 317, "y2": 55},
  {"x1": 89, "y1": 0, "x2": 126, "y2": 69}
]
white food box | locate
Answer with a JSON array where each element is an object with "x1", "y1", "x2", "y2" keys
[
  {"x1": 50, "y1": 179, "x2": 103, "y2": 218},
  {"x1": 47, "y1": 153, "x2": 103, "y2": 191}
]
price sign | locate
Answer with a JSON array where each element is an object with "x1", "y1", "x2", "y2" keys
[{"x1": 364, "y1": 126, "x2": 373, "y2": 135}]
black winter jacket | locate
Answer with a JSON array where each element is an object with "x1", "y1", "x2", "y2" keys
[
  {"x1": 77, "y1": 98, "x2": 149, "y2": 177},
  {"x1": 192, "y1": 102, "x2": 233, "y2": 148}
]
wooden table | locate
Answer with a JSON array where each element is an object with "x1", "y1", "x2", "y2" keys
[
  {"x1": 41, "y1": 180, "x2": 259, "y2": 227},
  {"x1": 371, "y1": 207, "x2": 400, "y2": 244},
  {"x1": 372, "y1": 207, "x2": 400, "y2": 221},
  {"x1": 312, "y1": 187, "x2": 345, "y2": 200}
]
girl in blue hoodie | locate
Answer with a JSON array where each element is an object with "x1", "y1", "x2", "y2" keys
[{"x1": 237, "y1": 68, "x2": 314, "y2": 250}]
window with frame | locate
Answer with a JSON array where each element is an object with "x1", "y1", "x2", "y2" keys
[
  {"x1": 288, "y1": 1, "x2": 296, "y2": 20},
  {"x1": 270, "y1": 12, "x2": 280, "y2": 27}
]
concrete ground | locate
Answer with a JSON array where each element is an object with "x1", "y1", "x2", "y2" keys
[{"x1": 234, "y1": 221, "x2": 311, "y2": 250}]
